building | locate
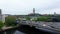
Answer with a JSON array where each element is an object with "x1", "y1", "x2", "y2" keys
[
  {"x1": 2, "y1": 14, "x2": 9, "y2": 23},
  {"x1": 0, "y1": 9, "x2": 2, "y2": 21},
  {"x1": 28, "y1": 8, "x2": 41, "y2": 18},
  {"x1": 0, "y1": 9, "x2": 9, "y2": 23}
]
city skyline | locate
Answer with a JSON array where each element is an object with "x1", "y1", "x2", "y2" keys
[{"x1": 0, "y1": 0, "x2": 60, "y2": 15}]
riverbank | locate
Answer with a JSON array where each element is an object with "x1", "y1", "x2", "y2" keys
[{"x1": 0, "y1": 25, "x2": 18, "y2": 32}]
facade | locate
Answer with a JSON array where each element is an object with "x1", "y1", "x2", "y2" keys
[
  {"x1": 2, "y1": 14, "x2": 9, "y2": 23},
  {"x1": 0, "y1": 9, "x2": 2, "y2": 21},
  {"x1": 0, "y1": 15, "x2": 2, "y2": 21}
]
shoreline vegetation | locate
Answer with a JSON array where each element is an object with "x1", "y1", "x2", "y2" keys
[
  {"x1": 0, "y1": 16, "x2": 18, "y2": 31},
  {"x1": 0, "y1": 16, "x2": 60, "y2": 31}
]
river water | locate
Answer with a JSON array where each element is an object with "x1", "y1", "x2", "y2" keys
[{"x1": 0, "y1": 24, "x2": 60, "y2": 34}]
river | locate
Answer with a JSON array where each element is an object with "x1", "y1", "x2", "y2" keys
[{"x1": 0, "y1": 25, "x2": 59, "y2": 34}]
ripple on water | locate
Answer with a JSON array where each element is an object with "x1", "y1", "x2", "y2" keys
[{"x1": 14, "y1": 30, "x2": 25, "y2": 34}]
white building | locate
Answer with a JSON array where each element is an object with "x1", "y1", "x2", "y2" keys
[
  {"x1": 2, "y1": 14, "x2": 9, "y2": 23},
  {"x1": 0, "y1": 9, "x2": 9, "y2": 23}
]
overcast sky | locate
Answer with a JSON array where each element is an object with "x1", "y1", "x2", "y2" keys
[{"x1": 0, "y1": 0, "x2": 60, "y2": 15}]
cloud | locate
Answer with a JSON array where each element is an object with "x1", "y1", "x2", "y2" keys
[{"x1": 0, "y1": 0, "x2": 60, "y2": 15}]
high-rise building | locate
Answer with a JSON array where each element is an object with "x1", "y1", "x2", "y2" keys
[
  {"x1": 33, "y1": 8, "x2": 35, "y2": 14},
  {"x1": 0, "y1": 9, "x2": 2, "y2": 15}
]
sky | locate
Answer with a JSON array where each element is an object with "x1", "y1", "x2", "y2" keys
[{"x1": 0, "y1": 0, "x2": 60, "y2": 15}]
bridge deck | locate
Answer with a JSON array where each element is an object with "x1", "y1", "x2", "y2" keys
[{"x1": 19, "y1": 21, "x2": 60, "y2": 33}]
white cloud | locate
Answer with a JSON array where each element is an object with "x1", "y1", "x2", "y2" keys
[{"x1": 0, "y1": 0, "x2": 60, "y2": 15}]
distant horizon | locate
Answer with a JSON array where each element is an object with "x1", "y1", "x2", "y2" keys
[{"x1": 2, "y1": 12, "x2": 60, "y2": 15}]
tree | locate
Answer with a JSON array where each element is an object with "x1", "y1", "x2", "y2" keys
[
  {"x1": 26, "y1": 16, "x2": 31, "y2": 20},
  {"x1": 0, "y1": 21, "x2": 4, "y2": 29},
  {"x1": 36, "y1": 16, "x2": 51, "y2": 22},
  {"x1": 5, "y1": 16, "x2": 16, "y2": 26}
]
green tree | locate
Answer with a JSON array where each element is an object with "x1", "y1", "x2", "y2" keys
[
  {"x1": 5, "y1": 16, "x2": 16, "y2": 26},
  {"x1": 26, "y1": 16, "x2": 31, "y2": 20},
  {"x1": 36, "y1": 16, "x2": 51, "y2": 21},
  {"x1": 0, "y1": 21, "x2": 4, "y2": 29}
]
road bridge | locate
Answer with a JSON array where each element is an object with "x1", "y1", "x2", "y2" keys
[{"x1": 18, "y1": 21, "x2": 60, "y2": 34}]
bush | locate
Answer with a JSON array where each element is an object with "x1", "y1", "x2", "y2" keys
[{"x1": 0, "y1": 21, "x2": 4, "y2": 29}]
